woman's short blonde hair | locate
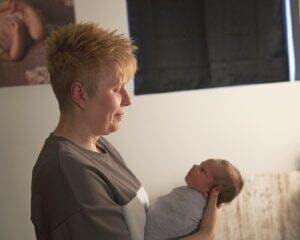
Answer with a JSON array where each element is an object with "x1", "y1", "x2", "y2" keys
[{"x1": 47, "y1": 22, "x2": 137, "y2": 112}]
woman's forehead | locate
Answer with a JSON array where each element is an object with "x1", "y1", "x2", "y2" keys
[
  {"x1": 104, "y1": 61, "x2": 128, "y2": 84},
  {"x1": 95, "y1": 63, "x2": 123, "y2": 86}
]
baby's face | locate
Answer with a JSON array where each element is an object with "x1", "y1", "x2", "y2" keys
[{"x1": 185, "y1": 159, "x2": 220, "y2": 195}]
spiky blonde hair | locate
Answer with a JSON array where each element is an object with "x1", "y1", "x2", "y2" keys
[{"x1": 47, "y1": 22, "x2": 137, "y2": 112}]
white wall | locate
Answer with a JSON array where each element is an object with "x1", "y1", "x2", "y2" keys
[
  {"x1": 0, "y1": 0, "x2": 300, "y2": 239},
  {"x1": 110, "y1": 82, "x2": 300, "y2": 200}
]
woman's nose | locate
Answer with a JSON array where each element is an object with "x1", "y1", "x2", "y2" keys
[{"x1": 121, "y1": 87, "x2": 131, "y2": 106}]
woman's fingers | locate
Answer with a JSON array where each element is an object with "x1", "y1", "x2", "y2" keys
[
  {"x1": 207, "y1": 185, "x2": 220, "y2": 208},
  {"x1": 198, "y1": 185, "x2": 222, "y2": 238}
]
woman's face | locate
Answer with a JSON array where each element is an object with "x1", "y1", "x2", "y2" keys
[{"x1": 84, "y1": 65, "x2": 131, "y2": 135}]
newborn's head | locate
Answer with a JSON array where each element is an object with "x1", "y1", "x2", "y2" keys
[{"x1": 185, "y1": 159, "x2": 244, "y2": 205}]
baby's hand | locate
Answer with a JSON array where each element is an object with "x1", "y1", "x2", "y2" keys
[
  {"x1": 9, "y1": 0, "x2": 29, "y2": 14},
  {"x1": 9, "y1": 19, "x2": 24, "y2": 35},
  {"x1": 9, "y1": 20, "x2": 18, "y2": 33},
  {"x1": 9, "y1": 0, "x2": 34, "y2": 26}
]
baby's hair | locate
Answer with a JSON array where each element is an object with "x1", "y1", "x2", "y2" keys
[{"x1": 210, "y1": 159, "x2": 244, "y2": 205}]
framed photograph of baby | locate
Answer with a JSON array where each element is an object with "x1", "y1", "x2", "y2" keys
[{"x1": 0, "y1": 0, "x2": 75, "y2": 87}]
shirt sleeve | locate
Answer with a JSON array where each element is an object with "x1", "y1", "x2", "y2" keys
[{"x1": 55, "y1": 154, "x2": 131, "y2": 240}]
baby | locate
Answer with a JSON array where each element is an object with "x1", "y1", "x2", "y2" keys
[
  {"x1": 145, "y1": 159, "x2": 244, "y2": 240},
  {"x1": 0, "y1": 0, "x2": 45, "y2": 61}
]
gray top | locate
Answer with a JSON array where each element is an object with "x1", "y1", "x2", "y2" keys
[
  {"x1": 145, "y1": 186, "x2": 206, "y2": 240},
  {"x1": 31, "y1": 133, "x2": 148, "y2": 240}
]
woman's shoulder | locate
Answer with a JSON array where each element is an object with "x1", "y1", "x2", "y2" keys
[
  {"x1": 98, "y1": 136, "x2": 127, "y2": 165},
  {"x1": 34, "y1": 134, "x2": 93, "y2": 175},
  {"x1": 99, "y1": 137, "x2": 121, "y2": 155},
  {"x1": 33, "y1": 134, "x2": 108, "y2": 191}
]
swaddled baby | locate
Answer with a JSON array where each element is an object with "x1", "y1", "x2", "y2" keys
[{"x1": 145, "y1": 159, "x2": 244, "y2": 240}]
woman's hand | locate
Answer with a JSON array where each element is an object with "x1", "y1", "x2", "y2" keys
[
  {"x1": 198, "y1": 185, "x2": 221, "y2": 239},
  {"x1": 181, "y1": 186, "x2": 221, "y2": 240}
]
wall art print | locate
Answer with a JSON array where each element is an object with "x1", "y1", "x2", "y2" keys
[{"x1": 0, "y1": 0, "x2": 75, "y2": 88}]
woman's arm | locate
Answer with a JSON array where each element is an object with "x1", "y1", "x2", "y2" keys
[{"x1": 181, "y1": 186, "x2": 221, "y2": 240}]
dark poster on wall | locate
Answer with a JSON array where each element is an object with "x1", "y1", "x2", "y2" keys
[
  {"x1": 0, "y1": 0, "x2": 75, "y2": 88},
  {"x1": 127, "y1": 0, "x2": 289, "y2": 95}
]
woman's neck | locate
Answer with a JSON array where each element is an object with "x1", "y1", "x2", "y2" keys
[{"x1": 53, "y1": 113, "x2": 100, "y2": 153}]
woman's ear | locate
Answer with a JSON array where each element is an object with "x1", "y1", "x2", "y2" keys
[{"x1": 70, "y1": 81, "x2": 89, "y2": 109}]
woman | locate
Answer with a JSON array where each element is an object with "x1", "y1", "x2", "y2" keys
[{"x1": 31, "y1": 22, "x2": 221, "y2": 240}]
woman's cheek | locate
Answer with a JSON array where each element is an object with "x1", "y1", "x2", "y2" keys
[
  {"x1": 105, "y1": 94, "x2": 119, "y2": 111},
  {"x1": 111, "y1": 92, "x2": 122, "y2": 107}
]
